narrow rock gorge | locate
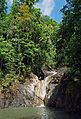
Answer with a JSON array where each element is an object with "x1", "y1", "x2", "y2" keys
[{"x1": 0, "y1": 67, "x2": 81, "y2": 114}]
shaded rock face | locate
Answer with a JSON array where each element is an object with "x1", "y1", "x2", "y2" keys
[
  {"x1": 0, "y1": 73, "x2": 43, "y2": 108},
  {"x1": 34, "y1": 68, "x2": 44, "y2": 80},
  {"x1": 65, "y1": 82, "x2": 81, "y2": 113},
  {"x1": 44, "y1": 67, "x2": 81, "y2": 113}
]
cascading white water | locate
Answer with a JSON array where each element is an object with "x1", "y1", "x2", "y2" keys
[
  {"x1": 35, "y1": 71, "x2": 57, "y2": 101},
  {"x1": 37, "y1": 103, "x2": 45, "y2": 107}
]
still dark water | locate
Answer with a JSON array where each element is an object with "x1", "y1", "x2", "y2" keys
[{"x1": 0, "y1": 107, "x2": 81, "y2": 119}]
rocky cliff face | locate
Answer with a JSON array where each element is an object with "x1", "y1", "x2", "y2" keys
[
  {"x1": 0, "y1": 67, "x2": 81, "y2": 114},
  {"x1": 0, "y1": 71, "x2": 57, "y2": 108},
  {"x1": 0, "y1": 73, "x2": 43, "y2": 108},
  {"x1": 44, "y1": 67, "x2": 81, "y2": 113}
]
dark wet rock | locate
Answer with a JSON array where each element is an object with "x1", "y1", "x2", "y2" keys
[
  {"x1": 65, "y1": 81, "x2": 81, "y2": 113},
  {"x1": 44, "y1": 67, "x2": 81, "y2": 113},
  {"x1": 34, "y1": 68, "x2": 44, "y2": 80}
]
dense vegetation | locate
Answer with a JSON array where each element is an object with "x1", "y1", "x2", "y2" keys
[
  {"x1": 0, "y1": 0, "x2": 81, "y2": 87},
  {"x1": 56, "y1": 0, "x2": 81, "y2": 78}
]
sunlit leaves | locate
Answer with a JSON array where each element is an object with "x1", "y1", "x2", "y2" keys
[{"x1": 16, "y1": 3, "x2": 32, "y2": 25}]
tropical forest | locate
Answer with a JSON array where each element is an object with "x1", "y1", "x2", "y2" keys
[{"x1": 0, "y1": 0, "x2": 81, "y2": 119}]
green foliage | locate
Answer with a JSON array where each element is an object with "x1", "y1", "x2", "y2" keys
[
  {"x1": 0, "y1": 0, "x2": 80, "y2": 88},
  {"x1": 0, "y1": 0, "x2": 58, "y2": 87},
  {"x1": 0, "y1": 0, "x2": 7, "y2": 20},
  {"x1": 11, "y1": 0, "x2": 19, "y2": 15},
  {"x1": 19, "y1": 0, "x2": 39, "y2": 7},
  {"x1": 55, "y1": 0, "x2": 81, "y2": 78}
]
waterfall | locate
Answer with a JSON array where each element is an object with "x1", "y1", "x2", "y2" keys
[{"x1": 35, "y1": 71, "x2": 57, "y2": 101}]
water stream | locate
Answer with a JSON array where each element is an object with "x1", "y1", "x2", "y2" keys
[{"x1": 35, "y1": 71, "x2": 57, "y2": 100}]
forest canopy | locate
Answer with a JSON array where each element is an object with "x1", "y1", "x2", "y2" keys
[{"x1": 0, "y1": 0, "x2": 81, "y2": 87}]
